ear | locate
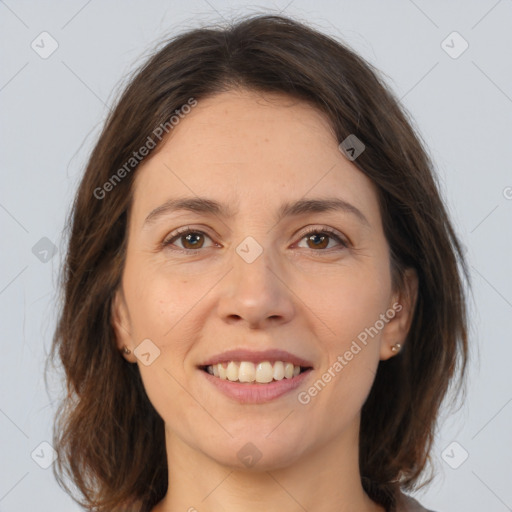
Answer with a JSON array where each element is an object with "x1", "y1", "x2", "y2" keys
[
  {"x1": 380, "y1": 268, "x2": 419, "y2": 360},
  {"x1": 111, "y1": 287, "x2": 135, "y2": 362}
]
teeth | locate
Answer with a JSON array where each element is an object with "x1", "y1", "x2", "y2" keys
[
  {"x1": 284, "y1": 362, "x2": 294, "y2": 379},
  {"x1": 239, "y1": 361, "x2": 255, "y2": 382},
  {"x1": 255, "y1": 362, "x2": 273, "y2": 383},
  {"x1": 205, "y1": 360, "x2": 306, "y2": 383},
  {"x1": 226, "y1": 361, "x2": 239, "y2": 381},
  {"x1": 273, "y1": 361, "x2": 285, "y2": 380}
]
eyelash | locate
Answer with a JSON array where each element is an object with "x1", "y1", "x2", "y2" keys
[{"x1": 161, "y1": 226, "x2": 350, "y2": 254}]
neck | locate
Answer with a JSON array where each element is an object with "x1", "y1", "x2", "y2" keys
[{"x1": 153, "y1": 418, "x2": 385, "y2": 512}]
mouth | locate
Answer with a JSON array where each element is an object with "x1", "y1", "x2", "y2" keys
[
  {"x1": 197, "y1": 348, "x2": 315, "y2": 403},
  {"x1": 199, "y1": 361, "x2": 313, "y2": 384}
]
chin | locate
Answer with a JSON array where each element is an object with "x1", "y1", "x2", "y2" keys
[{"x1": 200, "y1": 432, "x2": 309, "y2": 472}]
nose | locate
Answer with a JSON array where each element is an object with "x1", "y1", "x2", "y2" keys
[{"x1": 216, "y1": 242, "x2": 296, "y2": 329}]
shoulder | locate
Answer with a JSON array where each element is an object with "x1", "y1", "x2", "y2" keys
[{"x1": 395, "y1": 492, "x2": 438, "y2": 512}]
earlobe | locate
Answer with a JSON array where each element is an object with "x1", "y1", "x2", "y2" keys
[{"x1": 380, "y1": 268, "x2": 419, "y2": 360}]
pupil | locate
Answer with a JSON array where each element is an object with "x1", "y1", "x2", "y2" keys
[
  {"x1": 309, "y1": 234, "x2": 327, "y2": 248},
  {"x1": 185, "y1": 233, "x2": 202, "y2": 247}
]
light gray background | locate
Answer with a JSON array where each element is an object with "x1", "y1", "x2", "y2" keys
[{"x1": 1, "y1": 1, "x2": 511, "y2": 511}]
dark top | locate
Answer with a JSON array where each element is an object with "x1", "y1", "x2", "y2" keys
[{"x1": 395, "y1": 492, "x2": 437, "y2": 512}]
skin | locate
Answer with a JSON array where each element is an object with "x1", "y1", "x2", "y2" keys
[{"x1": 112, "y1": 89, "x2": 418, "y2": 512}]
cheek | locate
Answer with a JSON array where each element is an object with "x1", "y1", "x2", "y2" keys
[
  {"x1": 310, "y1": 261, "x2": 391, "y2": 346},
  {"x1": 125, "y1": 267, "x2": 204, "y2": 424},
  {"x1": 326, "y1": 265, "x2": 390, "y2": 396},
  {"x1": 123, "y1": 256, "x2": 201, "y2": 338}
]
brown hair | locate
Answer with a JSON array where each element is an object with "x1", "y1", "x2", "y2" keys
[{"x1": 47, "y1": 13, "x2": 470, "y2": 512}]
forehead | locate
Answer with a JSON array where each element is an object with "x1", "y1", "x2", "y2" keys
[{"x1": 130, "y1": 89, "x2": 381, "y2": 228}]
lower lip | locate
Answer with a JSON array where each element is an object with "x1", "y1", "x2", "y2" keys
[{"x1": 200, "y1": 368, "x2": 313, "y2": 404}]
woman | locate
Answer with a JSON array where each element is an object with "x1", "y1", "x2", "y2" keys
[{"x1": 48, "y1": 14, "x2": 469, "y2": 512}]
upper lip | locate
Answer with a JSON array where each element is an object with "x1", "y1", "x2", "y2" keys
[{"x1": 199, "y1": 349, "x2": 314, "y2": 368}]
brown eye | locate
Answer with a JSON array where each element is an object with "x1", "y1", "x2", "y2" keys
[
  {"x1": 305, "y1": 233, "x2": 329, "y2": 249},
  {"x1": 163, "y1": 228, "x2": 214, "y2": 251},
  {"x1": 297, "y1": 228, "x2": 349, "y2": 251},
  {"x1": 179, "y1": 232, "x2": 205, "y2": 249}
]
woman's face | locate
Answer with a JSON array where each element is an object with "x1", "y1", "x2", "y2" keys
[{"x1": 112, "y1": 89, "x2": 416, "y2": 470}]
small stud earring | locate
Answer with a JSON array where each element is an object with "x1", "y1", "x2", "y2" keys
[
  {"x1": 391, "y1": 343, "x2": 401, "y2": 353},
  {"x1": 122, "y1": 346, "x2": 131, "y2": 355}
]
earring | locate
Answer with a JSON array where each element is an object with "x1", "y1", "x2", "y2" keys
[
  {"x1": 391, "y1": 343, "x2": 401, "y2": 353},
  {"x1": 122, "y1": 346, "x2": 131, "y2": 355}
]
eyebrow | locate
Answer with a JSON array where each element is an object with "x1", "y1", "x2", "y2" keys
[{"x1": 143, "y1": 196, "x2": 370, "y2": 228}]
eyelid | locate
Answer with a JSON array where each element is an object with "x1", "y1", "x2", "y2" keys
[{"x1": 294, "y1": 225, "x2": 350, "y2": 248}]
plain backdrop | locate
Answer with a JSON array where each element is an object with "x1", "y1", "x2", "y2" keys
[{"x1": 1, "y1": 1, "x2": 511, "y2": 511}]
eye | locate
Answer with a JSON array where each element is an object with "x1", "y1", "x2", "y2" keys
[
  {"x1": 162, "y1": 227, "x2": 215, "y2": 251},
  {"x1": 161, "y1": 226, "x2": 350, "y2": 253},
  {"x1": 295, "y1": 227, "x2": 349, "y2": 251}
]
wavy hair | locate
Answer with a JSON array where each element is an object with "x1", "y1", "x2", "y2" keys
[{"x1": 47, "y1": 13, "x2": 470, "y2": 512}]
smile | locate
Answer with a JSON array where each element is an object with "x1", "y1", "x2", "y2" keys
[
  {"x1": 199, "y1": 360, "x2": 313, "y2": 404},
  {"x1": 201, "y1": 360, "x2": 311, "y2": 384}
]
